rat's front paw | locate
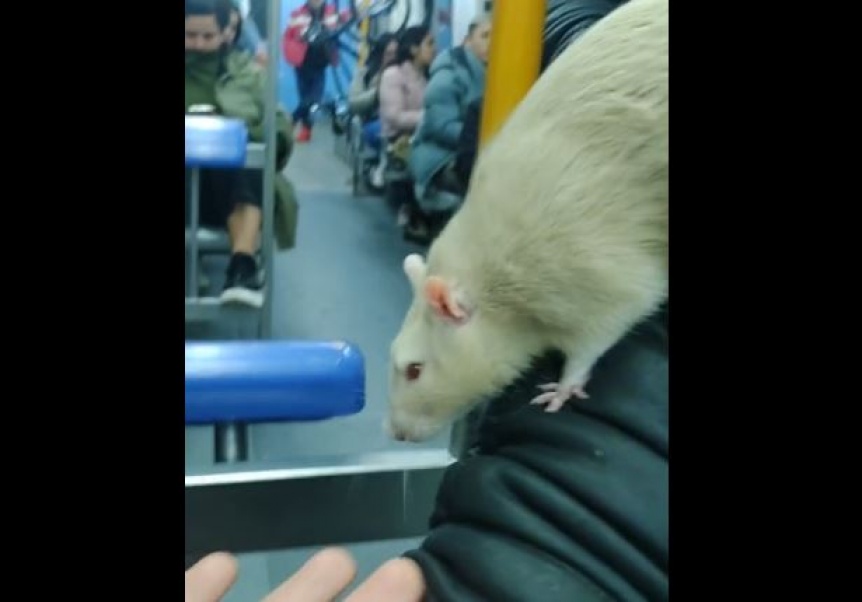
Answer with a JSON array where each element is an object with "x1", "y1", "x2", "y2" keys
[{"x1": 530, "y1": 382, "x2": 589, "y2": 413}]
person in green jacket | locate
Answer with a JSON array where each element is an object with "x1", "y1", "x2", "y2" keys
[{"x1": 186, "y1": 0, "x2": 298, "y2": 308}]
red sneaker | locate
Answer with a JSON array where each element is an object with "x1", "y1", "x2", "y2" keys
[{"x1": 295, "y1": 125, "x2": 312, "y2": 143}]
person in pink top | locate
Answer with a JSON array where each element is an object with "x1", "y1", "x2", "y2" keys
[
  {"x1": 378, "y1": 25, "x2": 435, "y2": 141},
  {"x1": 378, "y1": 25, "x2": 436, "y2": 242}
]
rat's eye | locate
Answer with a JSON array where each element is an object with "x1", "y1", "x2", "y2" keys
[{"x1": 405, "y1": 362, "x2": 423, "y2": 381}]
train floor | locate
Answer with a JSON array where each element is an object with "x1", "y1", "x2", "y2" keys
[{"x1": 185, "y1": 119, "x2": 444, "y2": 599}]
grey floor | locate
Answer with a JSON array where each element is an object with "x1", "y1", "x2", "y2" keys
[{"x1": 186, "y1": 121, "x2": 445, "y2": 599}]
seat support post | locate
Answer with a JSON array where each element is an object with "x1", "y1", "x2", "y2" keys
[
  {"x1": 214, "y1": 422, "x2": 249, "y2": 463},
  {"x1": 188, "y1": 168, "x2": 201, "y2": 298}
]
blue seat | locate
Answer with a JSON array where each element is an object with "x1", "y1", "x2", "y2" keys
[
  {"x1": 185, "y1": 115, "x2": 250, "y2": 313},
  {"x1": 185, "y1": 340, "x2": 365, "y2": 424},
  {"x1": 185, "y1": 115, "x2": 248, "y2": 168}
]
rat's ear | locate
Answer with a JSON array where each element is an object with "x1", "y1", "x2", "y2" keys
[
  {"x1": 403, "y1": 254, "x2": 426, "y2": 292},
  {"x1": 424, "y1": 276, "x2": 471, "y2": 324}
]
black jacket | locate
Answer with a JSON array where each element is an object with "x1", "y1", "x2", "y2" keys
[
  {"x1": 405, "y1": 308, "x2": 668, "y2": 601},
  {"x1": 453, "y1": 97, "x2": 482, "y2": 187},
  {"x1": 406, "y1": 3, "x2": 665, "y2": 598}
]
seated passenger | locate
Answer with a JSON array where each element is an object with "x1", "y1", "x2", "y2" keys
[
  {"x1": 185, "y1": 0, "x2": 296, "y2": 307},
  {"x1": 225, "y1": 0, "x2": 268, "y2": 66},
  {"x1": 455, "y1": 0, "x2": 621, "y2": 191},
  {"x1": 349, "y1": 35, "x2": 397, "y2": 152},
  {"x1": 409, "y1": 15, "x2": 491, "y2": 223},
  {"x1": 378, "y1": 25, "x2": 434, "y2": 150},
  {"x1": 221, "y1": 2, "x2": 252, "y2": 57},
  {"x1": 221, "y1": 2, "x2": 244, "y2": 51},
  {"x1": 349, "y1": 33, "x2": 397, "y2": 189},
  {"x1": 378, "y1": 25, "x2": 436, "y2": 241},
  {"x1": 348, "y1": 33, "x2": 397, "y2": 123}
]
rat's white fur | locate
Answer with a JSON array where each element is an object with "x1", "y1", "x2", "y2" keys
[{"x1": 387, "y1": 0, "x2": 668, "y2": 442}]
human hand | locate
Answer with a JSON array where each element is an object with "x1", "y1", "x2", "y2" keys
[{"x1": 185, "y1": 547, "x2": 426, "y2": 602}]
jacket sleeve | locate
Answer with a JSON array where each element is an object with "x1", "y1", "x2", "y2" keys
[
  {"x1": 404, "y1": 313, "x2": 669, "y2": 602},
  {"x1": 348, "y1": 67, "x2": 378, "y2": 116},
  {"x1": 243, "y1": 68, "x2": 294, "y2": 171},
  {"x1": 379, "y1": 67, "x2": 423, "y2": 134},
  {"x1": 543, "y1": 0, "x2": 628, "y2": 69},
  {"x1": 420, "y1": 66, "x2": 465, "y2": 148}
]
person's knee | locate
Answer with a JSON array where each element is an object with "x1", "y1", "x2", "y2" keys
[{"x1": 230, "y1": 202, "x2": 262, "y2": 221}]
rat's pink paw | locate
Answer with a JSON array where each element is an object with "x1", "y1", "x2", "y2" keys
[{"x1": 530, "y1": 382, "x2": 589, "y2": 413}]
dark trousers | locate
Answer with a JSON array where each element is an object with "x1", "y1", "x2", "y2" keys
[
  {"x1": 185, "y1": 168, "x2": 261, "y2": 229},
  {"x1": 292, "y1": 63, "x2": 327, "y2": 128}
]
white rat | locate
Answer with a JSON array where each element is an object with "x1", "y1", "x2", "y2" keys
[{"x1": 386, "y1": 0, "x2": 668, "y2": 443}]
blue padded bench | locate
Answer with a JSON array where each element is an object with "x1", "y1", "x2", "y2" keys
[
  {"x1": 185, "y1": 115, "x2": 249, "y2": 168},
  {"x1": 185, "y1": 340, "x2": 365, "y2": 425}
]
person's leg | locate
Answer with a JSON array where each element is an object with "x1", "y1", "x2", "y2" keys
[
  {"x1": 222, "y1": 200, "x2": 263, "y2": 306},
  {"x1": 293, "y1": 66, "x2": 313, "y2": 138},
  {"x1": 402, "y1": 198, "x2": 432, "y2": 244},
  {"x1": 362, "y1": 120, "x2": 385, "y2": 189},
  {"x1": 207, "y1": 168, "x2": 265, "y2": 307},
  {"x1": 227, "y1": 202, "x2": 261, "y2": 256},
  {"x1": 296, "y1": 62, "x2": 327, "y2": 140},
  {"x1": 384, "y1": 136, "x2": 421, "y2": 231},
  {"x1": 306, "y1": 66, "x2": 327, "y2": 128},
  {"x1": 362, "y1": 119, "x2": 381, "y2": 150},
  {"x1": 394, "y1": 162, "x2": 432, "y2": 244},
  {"x1": 295, "y1": 65, "x2": 327, "y2": 142},
  {"x1": 370, "y1": 147, "x2": 387, "y2": 189}
]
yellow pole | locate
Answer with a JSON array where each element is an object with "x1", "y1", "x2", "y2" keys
[
  {"x1": 357, "y1": 0, "x2": 372, "y2": 67},
  {"x1": 479, "y1": 0, "x2": 546, "y2": 147}
]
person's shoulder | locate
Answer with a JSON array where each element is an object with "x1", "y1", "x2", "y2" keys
[
  {"x1": 288, "y1": 5, "x2": 307, "y2": 19},
  {"x1": 429, "y1": 48, "x2": 454, "y2": 74},
  {"x1": 380, "y1": 63, "x2": 401, "y2": 82},
  {"x1": 227, "y1": 48, "x2": 252, "y2": 68},
  {"x1": 226, "y1": 49, "x2": 264, "y2": 78},
  {"x1": 431, "y1": 48, "x2": 474, "y2": 85}
]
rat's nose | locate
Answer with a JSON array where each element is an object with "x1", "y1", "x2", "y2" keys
[{"x1": 383, "y1": 416, "x2": 410, "y2": 442}]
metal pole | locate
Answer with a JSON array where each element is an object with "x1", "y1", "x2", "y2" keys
[
  {"x1": 478, "y1": 0, "x2": 546, "y2": 147},
  {"x1": 449, "y1": 0, "x2": 546, "y2": 460},
  {"x1": 214, "y1": 422, "x2": 249, "y2": 463},
  {"x1": 188, "y1": 168, "x2": 201, "y2": 298},
  {"x1": 259, "y1": 0, "x2": 282, "y2": 339},
  {"x1": 357, "y1": 0, "x2": 372, "y2": 67}
]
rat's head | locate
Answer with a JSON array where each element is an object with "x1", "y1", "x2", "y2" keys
[{"x1": 386, "y1": 254, "x2": 498, "y2": 443}]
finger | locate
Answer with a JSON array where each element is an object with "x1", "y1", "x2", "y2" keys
[
  {"x1": 185, "y1": 552, "x2": 239, "y2": 602},
  {"x1": 345, "y1": 558, "x2": 426, "y2": 602},
  {"x1": 262, "y1": 547, "x2": 357, "y2": 602}
]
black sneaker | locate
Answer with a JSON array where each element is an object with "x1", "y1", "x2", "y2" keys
[{"x1": 220, "y1": 253, "x2": 264, "y2": 308}]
